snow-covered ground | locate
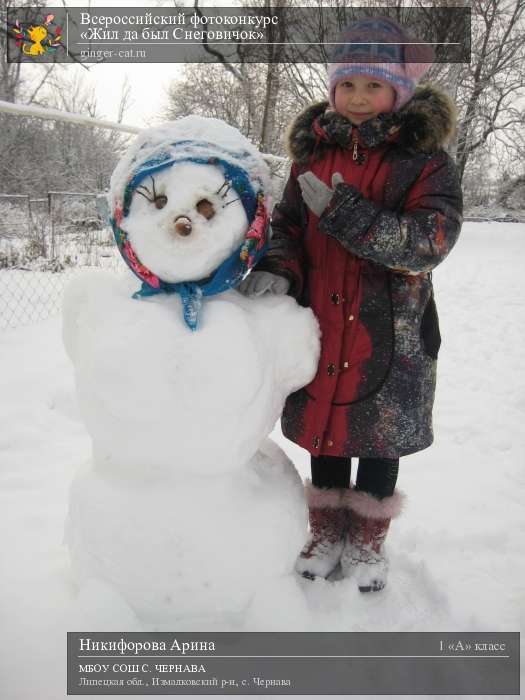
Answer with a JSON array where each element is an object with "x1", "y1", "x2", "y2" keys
[{"x1": 1, "y1": 221, "x2": 524, "y2": 699}]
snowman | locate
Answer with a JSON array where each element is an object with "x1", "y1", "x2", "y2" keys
[{"x1": 62, "y1": 117, "x2": 320, "y2": 624}]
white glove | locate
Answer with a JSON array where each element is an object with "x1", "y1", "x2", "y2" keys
[
  {"x1": 298, "y1": 171, "x2": 344, "y2": 217},
  {"x1": 237, "y1": 271, "x2": 290, "y2": 297}
]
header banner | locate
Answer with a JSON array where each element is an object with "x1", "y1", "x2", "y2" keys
[{"x1": 6, "y1": 6, "x2": 471, "y2": 64}]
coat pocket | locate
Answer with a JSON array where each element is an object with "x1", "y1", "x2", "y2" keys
[
  {"x1": 420, "y1": 293, "x2": 441, "y2": 360},
  {"x1": 332, "y1": 270, "x2": 394, "y2": 405}
]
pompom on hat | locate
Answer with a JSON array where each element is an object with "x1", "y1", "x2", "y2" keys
[{"x1": 328, "y1": 16, "x2": 435, "y2": 111}]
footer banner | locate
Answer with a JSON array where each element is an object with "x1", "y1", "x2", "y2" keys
[{"x1": 67, "y1": 632, "x2": 520, "y2": 695}]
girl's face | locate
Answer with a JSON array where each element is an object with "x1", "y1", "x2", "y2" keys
[{"x1": 334, "y1": 75, "x2": 396, "y2": 124}]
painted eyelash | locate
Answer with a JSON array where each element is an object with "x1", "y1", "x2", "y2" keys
[
  {"x1": 136, "y1": 176, "x2": 158, "y2": 202},
  {"x1": 215, "y1": 179, "x2": 232, "y2": 198},
  {"x1": 216, "y1": 178, "x2": 240, "y2": 207}
]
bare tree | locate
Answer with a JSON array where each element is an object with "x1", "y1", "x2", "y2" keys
[
  {"x1": 454, "y1": 0, "x2": 525, "y2": 183},
  {"x1": 39, "y1": 72, "x2": 130, "y2": 192},
  {"x1": 187, "y1": 0, "x2": 298, "y2": 152},
  {"x1": 116, "y1": 76, "x2": 132, "y2": 125},
  {"x1": 0, "y1": 67, "x2": 128, "y2": 195},
  {"x1": 165, "y1": 62, "x2": 293, "y2": 155},
  {"x1": 496, "y1": 172, "x2": 525, "y2": 208}
]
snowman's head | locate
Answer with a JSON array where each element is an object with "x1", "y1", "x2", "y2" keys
[
  {"x1": 123, "y1": 162, "x2": 248, "y2": 283},
  {"x1": 109, "y1": 118, "x2": 272, "y2": 329}
]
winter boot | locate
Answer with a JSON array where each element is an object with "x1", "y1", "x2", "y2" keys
[
  {"x1": 341, "y1": 489, "x2": 405, "y2": 592},
  {"x1": 295, "y1": 480, "x2": 348, "y2": 580}
]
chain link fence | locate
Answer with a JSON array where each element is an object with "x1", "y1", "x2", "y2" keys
[{"x1": 0, "y1": 190, "x2": 123, "y2": 330}]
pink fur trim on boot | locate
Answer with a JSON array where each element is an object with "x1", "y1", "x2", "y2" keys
[
  {"x1": 304, "y1": 479, "x2": 345, "y2": 509},
  {"x1": 342, "y1": 488, "x2": 406, "y2": 519}
]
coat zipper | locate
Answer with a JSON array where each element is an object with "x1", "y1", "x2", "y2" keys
[
  {"x1": 352, "y1": 129, "x2": 359, "y2": 161},
  {"x1": 352, "y1": 138, "x2": 359, "y2": 161},
  {"x1": 352, "y1": 128, "x2": 364, "y2": 164}
]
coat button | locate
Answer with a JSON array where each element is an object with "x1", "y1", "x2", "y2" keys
[
  {"x1": 327, "y1": 439, "x2": 334, "y2": 447},
  {"x1": 327, "y1": 363, "x2": 336, "y2": 376},
  {"x1": 342, "y1": 361, "x2": 349, "y2": 369},
  {"x1": 348, "y1": 314, "x2": 355, "y2": 321},
  {"x1": 313, "y1": 436, "x2": 320, "y2": 449},
  {"x1": 331, "y1": 292, "x2": 341, "y2": 305}
]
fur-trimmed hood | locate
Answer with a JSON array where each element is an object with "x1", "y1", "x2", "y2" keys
[{"x1": 286, "y1": 84, "x2": 457, "y2": 165}]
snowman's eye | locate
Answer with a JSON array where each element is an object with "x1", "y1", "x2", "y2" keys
[
  {"x1": 196, "y1": 198, "x2": 215, "y2": 220},
  {"x1": 136, "y1": 176, "x2": 167, "y2": 210}
]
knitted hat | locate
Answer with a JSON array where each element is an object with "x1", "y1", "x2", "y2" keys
[
  {"x1": 109, "y1": 117, "x2": 272, "y2": 331},
  {"x1": 328, "y1": 16, "x2": 434, "y2": 111}
]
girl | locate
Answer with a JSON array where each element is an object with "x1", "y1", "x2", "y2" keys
[{"x1": 239, "y1": 17, "x2": 462, "y2": 592}]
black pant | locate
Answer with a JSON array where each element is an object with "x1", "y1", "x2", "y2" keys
[{"x1": 311, "y1": 455, "x2": 399, "y2": 499}]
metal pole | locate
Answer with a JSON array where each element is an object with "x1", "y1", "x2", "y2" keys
[
  {"x1": 0, "y1": 99, "x2": 141, "y2": 136},
  {"x1": 0, "y1": 101, "x2": 286, "y2": 166}
]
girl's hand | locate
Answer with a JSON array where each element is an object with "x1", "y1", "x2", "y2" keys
[
  {"x1": 237, "y1": 271, "x2": 290, "y2": 297},
  {"x1": 298, "y1": 171, "x2": 344, "y2": 217}
]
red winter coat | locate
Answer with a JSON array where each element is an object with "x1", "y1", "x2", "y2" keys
[{"x1": 257, "y1": 85, "x2": 463, "y2": 459}]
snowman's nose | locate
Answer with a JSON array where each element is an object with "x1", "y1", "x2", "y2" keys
[{"x1": 174, "y1": 215, "x2": 192, "y2": 236}]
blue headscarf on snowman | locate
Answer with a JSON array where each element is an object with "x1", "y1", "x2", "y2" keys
[{"x1": 109, "y1": 118, "x2": 272, "y2": 331}]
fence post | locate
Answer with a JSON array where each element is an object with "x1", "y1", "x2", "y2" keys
[
  {"x1": 47, "y1": 192, "x2": 54, "y2": 260},
  {"x1": 23, "y1": 194, "x2": 30, "y2": 239}
]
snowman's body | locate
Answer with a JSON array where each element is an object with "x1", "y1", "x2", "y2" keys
[{"x1": 63, "y1": 117, "x2": 320, "y2": 623}]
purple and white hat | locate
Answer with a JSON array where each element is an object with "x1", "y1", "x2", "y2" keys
[{"x1": 328, "y1": 16, "x2": 434, "y2": 111}]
